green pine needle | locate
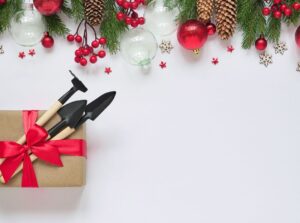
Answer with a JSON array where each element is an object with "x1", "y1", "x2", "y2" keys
[{"x1": 44, "y1": 14, "x2": 70, "y2": 36}]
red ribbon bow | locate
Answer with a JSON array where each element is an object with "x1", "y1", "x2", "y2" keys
[{"x1": 0, "y1": 111, "x2": 86, "y2": 187}]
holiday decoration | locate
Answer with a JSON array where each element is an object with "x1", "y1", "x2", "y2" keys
[
  {"x1": 215, "y1": 0, "x2": 237, "y2": 40},
  {"x1": 197, "y1": 0, "x2": 213, "y2": 24},
  {"x1": 159, "y1": 40, "x2": 174, "y2": 54},
  {"x1": 115, "y1": 0, "x2": 145, "y2": 28},
  {"x1": 295, "y1": 25, "x2": 300, "y2": 48},
  {"x1": 0, "y1": 46, "x2": 4, "y2": 54},
  {"x1": 0, "y1": 0, "x2": 6, "y2": 6},
  {"x1": 18, "y1": 52, "x2": 26, "y2": 59},
  {"x1": 10, "y1": 3, "x2": 46, "y2": 46},
  {"x1": 84, "y1": 0, "x2": 105, "y2": 26},
  {"x1": 227, "y1": 45, "x2": 234, "y2": 53},
  {"x1": 33, "y1": 0, "x2": 63, "y2": 16},
  {"x1": 120, "y1": 28, "x2": 158, "y2": 69},
  {"x1": 255, "y1": 36, "x2": 268, "y2": 51},
  {"x1": 42, "y1": 32, "x2": 54, "y2": 48},
  {"x1": 144, "y1": 0, "x2": 178, "y2": 36},
  {"x1": 159, "y1": 61, "x2": 167, "y2": 69},
  {"x1": 177, "y1": 19, "x2": 208, "y2": 53},
  {"x1": 68, "y1": 20, "x2": 107, "y2": 67},
  {"x1": 28, "y1": 49, "x2": 36, "y2": 56},
  {"x1": 206, "y1": 22, "x2": 216, "y2": 36},
  {"x1": 212, "y1": 57, "x2": 219, "y2": 65},
  {"x1": 297, "y1": 62, "x2": 300, "y2": 72},
  {"x1": 273, "y1": 41, "x2": 287, "y2": 55},
  {"x1": 105, "y1": 67, "x2": 112, "y2": 74},
  {"x1": 259, "y1": 52, "x2": 272, "y2": 67}
]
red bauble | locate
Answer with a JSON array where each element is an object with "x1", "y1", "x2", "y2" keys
[
  {"x1": 177, "y1": 19, "x2": 208, "y2": 52},
  {"x1": 284, "y1": 8, "x2": 292, "y2": 16},
  {"x1": 295, "y1": 25, "x2": 300, "y2": 48},
  {"x1": 255, "y1": 36, "x2": 267, "y2": 51},
  {"x1": 273, "y1": 10, "x2": 282, "y2": 19},
  {"x1": 41, "y1": 33, "x2": 54, "y2": 48},
  {"x1": 0, "y1": 0, "x2": 6, "y2": 5},
  {"x1": 279, "y1": 4, "x2": 287, "y2": 12},
  {"x1": 34, "y1": 0, "x2": 63, "y2": 16},
  {"x1": 262, "y1": 7, "x2": 271, "y2": 16},
  {"x1": 206, "y1": 22, "x2": 216, "y2": 36},
  {"x1": 292, "y1": 2, "x2": 300, "y2": 10}
]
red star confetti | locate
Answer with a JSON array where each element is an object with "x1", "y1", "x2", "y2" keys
[
  {"x1": 18, "y1": 52, "x2": 26, "y2": 59},
  {"x1": 227, "y1": 45, "x2": 234, "y2": 53},
  {"x1": 159, "y1": 61, "x2": 167, "y2": 69},
  {"x1": 28, "y1": 49, "x2": 36, "y2": 56},
  {"x1": 105, "y1": 67, "x2": 112, "y2": 75},
  {"x1": 212, "y1": 58, "x2": 219, "y2": 65}
]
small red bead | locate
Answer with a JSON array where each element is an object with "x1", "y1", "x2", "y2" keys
[
  {"x1": 116, "y1": 12, "x2": 125, "y2": 21},
  {"x1": 273, "y1": 0, "x2": 281, "y2": 4},
  {"x1": 75, "y1": 35, "x2": 83, "y2": 43},
  {"x1": 125, "y1": 17, "x2": 132, "y2": 25},
  {"x1": 284, "y1": 7, "x2": 292, "y2": 16},
  {"x1": 131, "y1": 19, "x2": 138, "y2": 27},
  {"x1": 271, "y1": 4, "x2": 279, "y2": 12},
  {"x1": 67, "y1": 34, "x2": 75, "y2": 42},
  {"x1": 123, "y1": 1, "x2": 130, "y2": 9},
  {"x1": 279, "y1": 4, "x2": 287, "y2": 12},
  {"x1": 262, "y1": 7, "x2": 271, "y2": 16},
  {"x1": 138, "y1": 17, "x2": 145, "y2": 25},
  {"x1": 80, "y1": 58, "x2": 87, "y2": 66},
  {"x1": 90, "y1": 55, "x2": 97, "y2": 64},
  {"x1": 98, "y1": 50, "x2": 106, "y2": 58},
  {"x1": 292, "y1": 2, "x2": 300, "y2": 10},
  {"x1": 273, "y1": 10, "x2": 282, "y2": 19},
  {"x1": 116, "y1": 0, "x2": 124, "y2": 6},
  {"x1": 75, "y1": 49, "x2": 82, "y2": 57},
  {"x1": 131, "y1": 1, "x2": 138, "y2": 9},
  {"x1": 83, "y1": 48, "x2": 90, "y2": 56},
  {"x1": 92, "y1": 40, "x2": 99, "y2": 48},
  {"x1": 75, "y1": 56, "x2": 81, "y2": 63},
  {"x1": 98, "y1": 37, "x2": 107, "y2": 45}
]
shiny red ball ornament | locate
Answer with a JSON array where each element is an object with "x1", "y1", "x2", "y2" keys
[
  {"x1": 292, "y1": 2, "x2": 300, "y2": 10},
  {"x1": 116, "y1": 12, "x2": 125, "y2": 21},
  {"x1": 255, "y1": 36, "x2": 267, "y2": 51},
  {"x1": 295, "y1": 25, "x2": 300, "y2": 48},
  {"x1": 279, "y1": 4, "x2": 287, "y2": 12},
  {"x1": 273, "y1": 10, "x2": 282, "y2": 19},
  {"x1": 41, "y1": 33, "x2": 54, "y2": 48},
  {"x1": 262, "y1": 7, "x2": 271, "y2": 16},
  {"x1": 206, "y1": 22, "x2": 216, "y2": 36},
  {"x1": 33, "y1": 0, "x2": 63, "y2": 16},
  {"x1": 177, "y1": 19, "x2": 208, "y2": 53},
  {"x1": 0, "y1": 0, "x2": 6, "y2": 5},
  {"x1": 284, "y1": 7, "x2": 292, "y2": 16}
]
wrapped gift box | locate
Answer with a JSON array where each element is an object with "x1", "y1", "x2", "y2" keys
[{"x1": 0, "y1": 111, "x2": 86, "y2": 187}]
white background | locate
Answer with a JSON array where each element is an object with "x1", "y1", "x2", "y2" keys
[{"x1": 0, "y1": 20, "x2": 300, "y2": 223}]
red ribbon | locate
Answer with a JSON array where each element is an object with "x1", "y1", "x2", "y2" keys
[{"x1": 0, "y1": 111, "x2": 86, "y2": 187}]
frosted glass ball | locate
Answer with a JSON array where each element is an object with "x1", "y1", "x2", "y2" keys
[
  {"x1": 144, "y1": 0, "x2": 179, "y2": 36},
  {"x1": 10, "y1": 5, "x2": 46, "y2": 46},
  {"x1": 120, "y1": 28, "x2": 158, "y2": 69}
]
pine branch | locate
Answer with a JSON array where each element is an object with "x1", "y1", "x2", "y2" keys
[
  {"x1": 175, "y1": 0, "x2": 197, "y2": 23},
  {"x1": 44, "y1": 14, "x2": 70, "y2": 36},
  {"x1": 267, "y1": 16, "x2": 281, "y2": 43},
  {"x1": 0, "y1": 0, "x2": 22, "y2": 34},
  {"x1": 70, "y1": 0, "x2": 84, "y2": 22},
  {"x1": 61, "y1": 0, "x2": 73, "y2": 18},
  {"x1": 100, "y1": 0, "x2": 128, "y2": 53}
]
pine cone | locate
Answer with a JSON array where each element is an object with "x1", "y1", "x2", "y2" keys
[
  {"x1": 84, "y1": 0, "x2": 105, "y2": 26},
  {"x1": 196, "y1": 0, "x2": 214, "y2": 24},
  {"x1": 215, "y1": 0, "x2": 237, "y2": 40}
]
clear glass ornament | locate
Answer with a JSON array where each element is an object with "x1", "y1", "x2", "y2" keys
[
  {"x1": 144, "y1": 0, "x2": 179, "y2": 36},
  {"x1": 10, "y1": 3, "x2": 46, "y2": 46},
  {"x1": 120, "y1": 28, "x2": 158, "y2": 70}
]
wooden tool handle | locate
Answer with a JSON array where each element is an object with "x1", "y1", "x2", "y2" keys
[
  {"x1": 36, "y1": 101, "x2": 63, "y2": 126},
  {"x1": 0, "y1": 127, "x2": 76, "y2": 184}
]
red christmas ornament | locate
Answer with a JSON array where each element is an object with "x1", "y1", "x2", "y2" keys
[
  {"x1": 255, "y1": 35, "x2": 267, "y2": 51},
  {"x1": 284, "y1": 7, "x2": 292, "y2": 16},
  {"x1": 279, "y1": 4, "x2": 287, "y2": 12},
  {"x1": 177, "y1": 19, "x2": 208, "y2": 53},
  {"x1": 295, "y1": 25, "x2": 300, "y2": 48},
  {"x1": 0, "y1": 0, "x2": 6, "y2": 5},
  {"x1": 292, "y1": 2, "x2": 300, "y2": 10},
  {"x1": 206, "y1": 22, "x2": 216, "y2": 36},
  {"x1": 41, "y1": 32, "x2": 54, "y2": 48},
  {"x1": 262, "y1": 7, "x2": 271, "y2": 16},
  {"x1": 34, "y1": 0, "x2": 63, "y2": 16},
  {"x1": 273, "y1": 10, "x2": 282, "y2": 19}
]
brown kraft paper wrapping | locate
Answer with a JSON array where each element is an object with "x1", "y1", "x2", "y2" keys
[{"x1": 0, "y1": 111, "x2": 86, "y2": 187}]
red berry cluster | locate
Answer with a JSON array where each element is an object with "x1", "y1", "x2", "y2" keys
[
  {"x1": 115, "y1": 0, "x2": 146, "y2": 28},
  {"x1": 66, "y1": 20, "x2": 107, "y2": 67},
  {"x1": 262, "y1": 0, "x2": 300, "y2": 19}
]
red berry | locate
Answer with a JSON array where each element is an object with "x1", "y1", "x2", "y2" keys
[
  {"x1": 98, "y1": 37, "x2": 107, "y2": 45},
  {"x1": 92, "y1": 40, "x2": 99, "y2": 48},
  {"x1": 116, "y1": 0, "x2": 123, "y2": 6},
  {"x1": 125, "y1": 17, "x2": 132, "y2": 25},
  {"x1": 131, "y1": 1, "x2": 138, "y2": 9},
  {"x1": 123, "y1": 1, "x2": 130, "y2": 9},
  {"x1": 271, "y1": 4, "x2": 279, "y2": 12},
  {"x1": 116, "y1": 12, "x2": 125, "y2": 21},
  {"x1": 273, "y1": 10, "x2": 282, "y2": 19},
  {"x1": 131, "y1": 19, "x2": 138, "y2": 27},
  {"x1": 131, "y1": 11, "x2": 138, "y2": 19},
  {"x1": 90, "y1": 55, "x2": 97, "y2": 64},
  {"x1": 80, "y1": 58, "x2": 87, "y2": 66},
  {"x1": 75, "y1": 49, "x2": 82, "y2": 57},
  {"x1": 75, "y1": 35, "x2": 82, "y2": 43},
  {"x1": 138, "y1": 17, "x2": 145, "y2": 25},
  {"x1": 75, "y1": 56, "x2": 81, "y2": 63},
  {"x1": 67, "y1": 34, "x2": 75, "y2": 42},
  {"x1": 284, "y1": 7, "x2": 292, "y2": 16},
  {"x1": 89, "y1": 46, "x2": 94, "y2": 53},
  {"x1": 98, "y1": 50, "x2": 106, "y2": 58},
  {"x1": 273, "y1": 0, "x2": 281, "y2": 4},
  {"x1": 83, "y1": 48, "x2": 90, "y2": 56},
  {"x1": 280, "y1": 4, "x2": 287, "y2": 12},
  {"x1": 0, "y1": 0, "x2": 6, "y2": 5},
  {"x1": 292, "y1": 2, "x2": 300, "y2": 10},
  {"x1": 262, "y1": 7, "x2": 271, "y2": 16}
]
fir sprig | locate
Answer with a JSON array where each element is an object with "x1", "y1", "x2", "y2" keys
[
  {"x1": 0, "y1": 0, "x2": 22, "y2": 34},
  {"x1": 44, "y1": 14, "x2": 70, "y2": 36}
]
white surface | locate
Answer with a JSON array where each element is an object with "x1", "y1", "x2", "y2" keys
[{"x1": 0, "y1": 23, "x2": 300, "y2": 223}]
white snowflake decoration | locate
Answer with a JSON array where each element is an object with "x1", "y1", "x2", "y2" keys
[
  {"x1": 274, "y1": 41, "x2": 287, "y2": 55},
  {"x1": 159, "y1": 40, "x2": 174, "y2": 54},
  {"x1": 259, "y1": 52, "x2": 272, "y2": 67}
]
